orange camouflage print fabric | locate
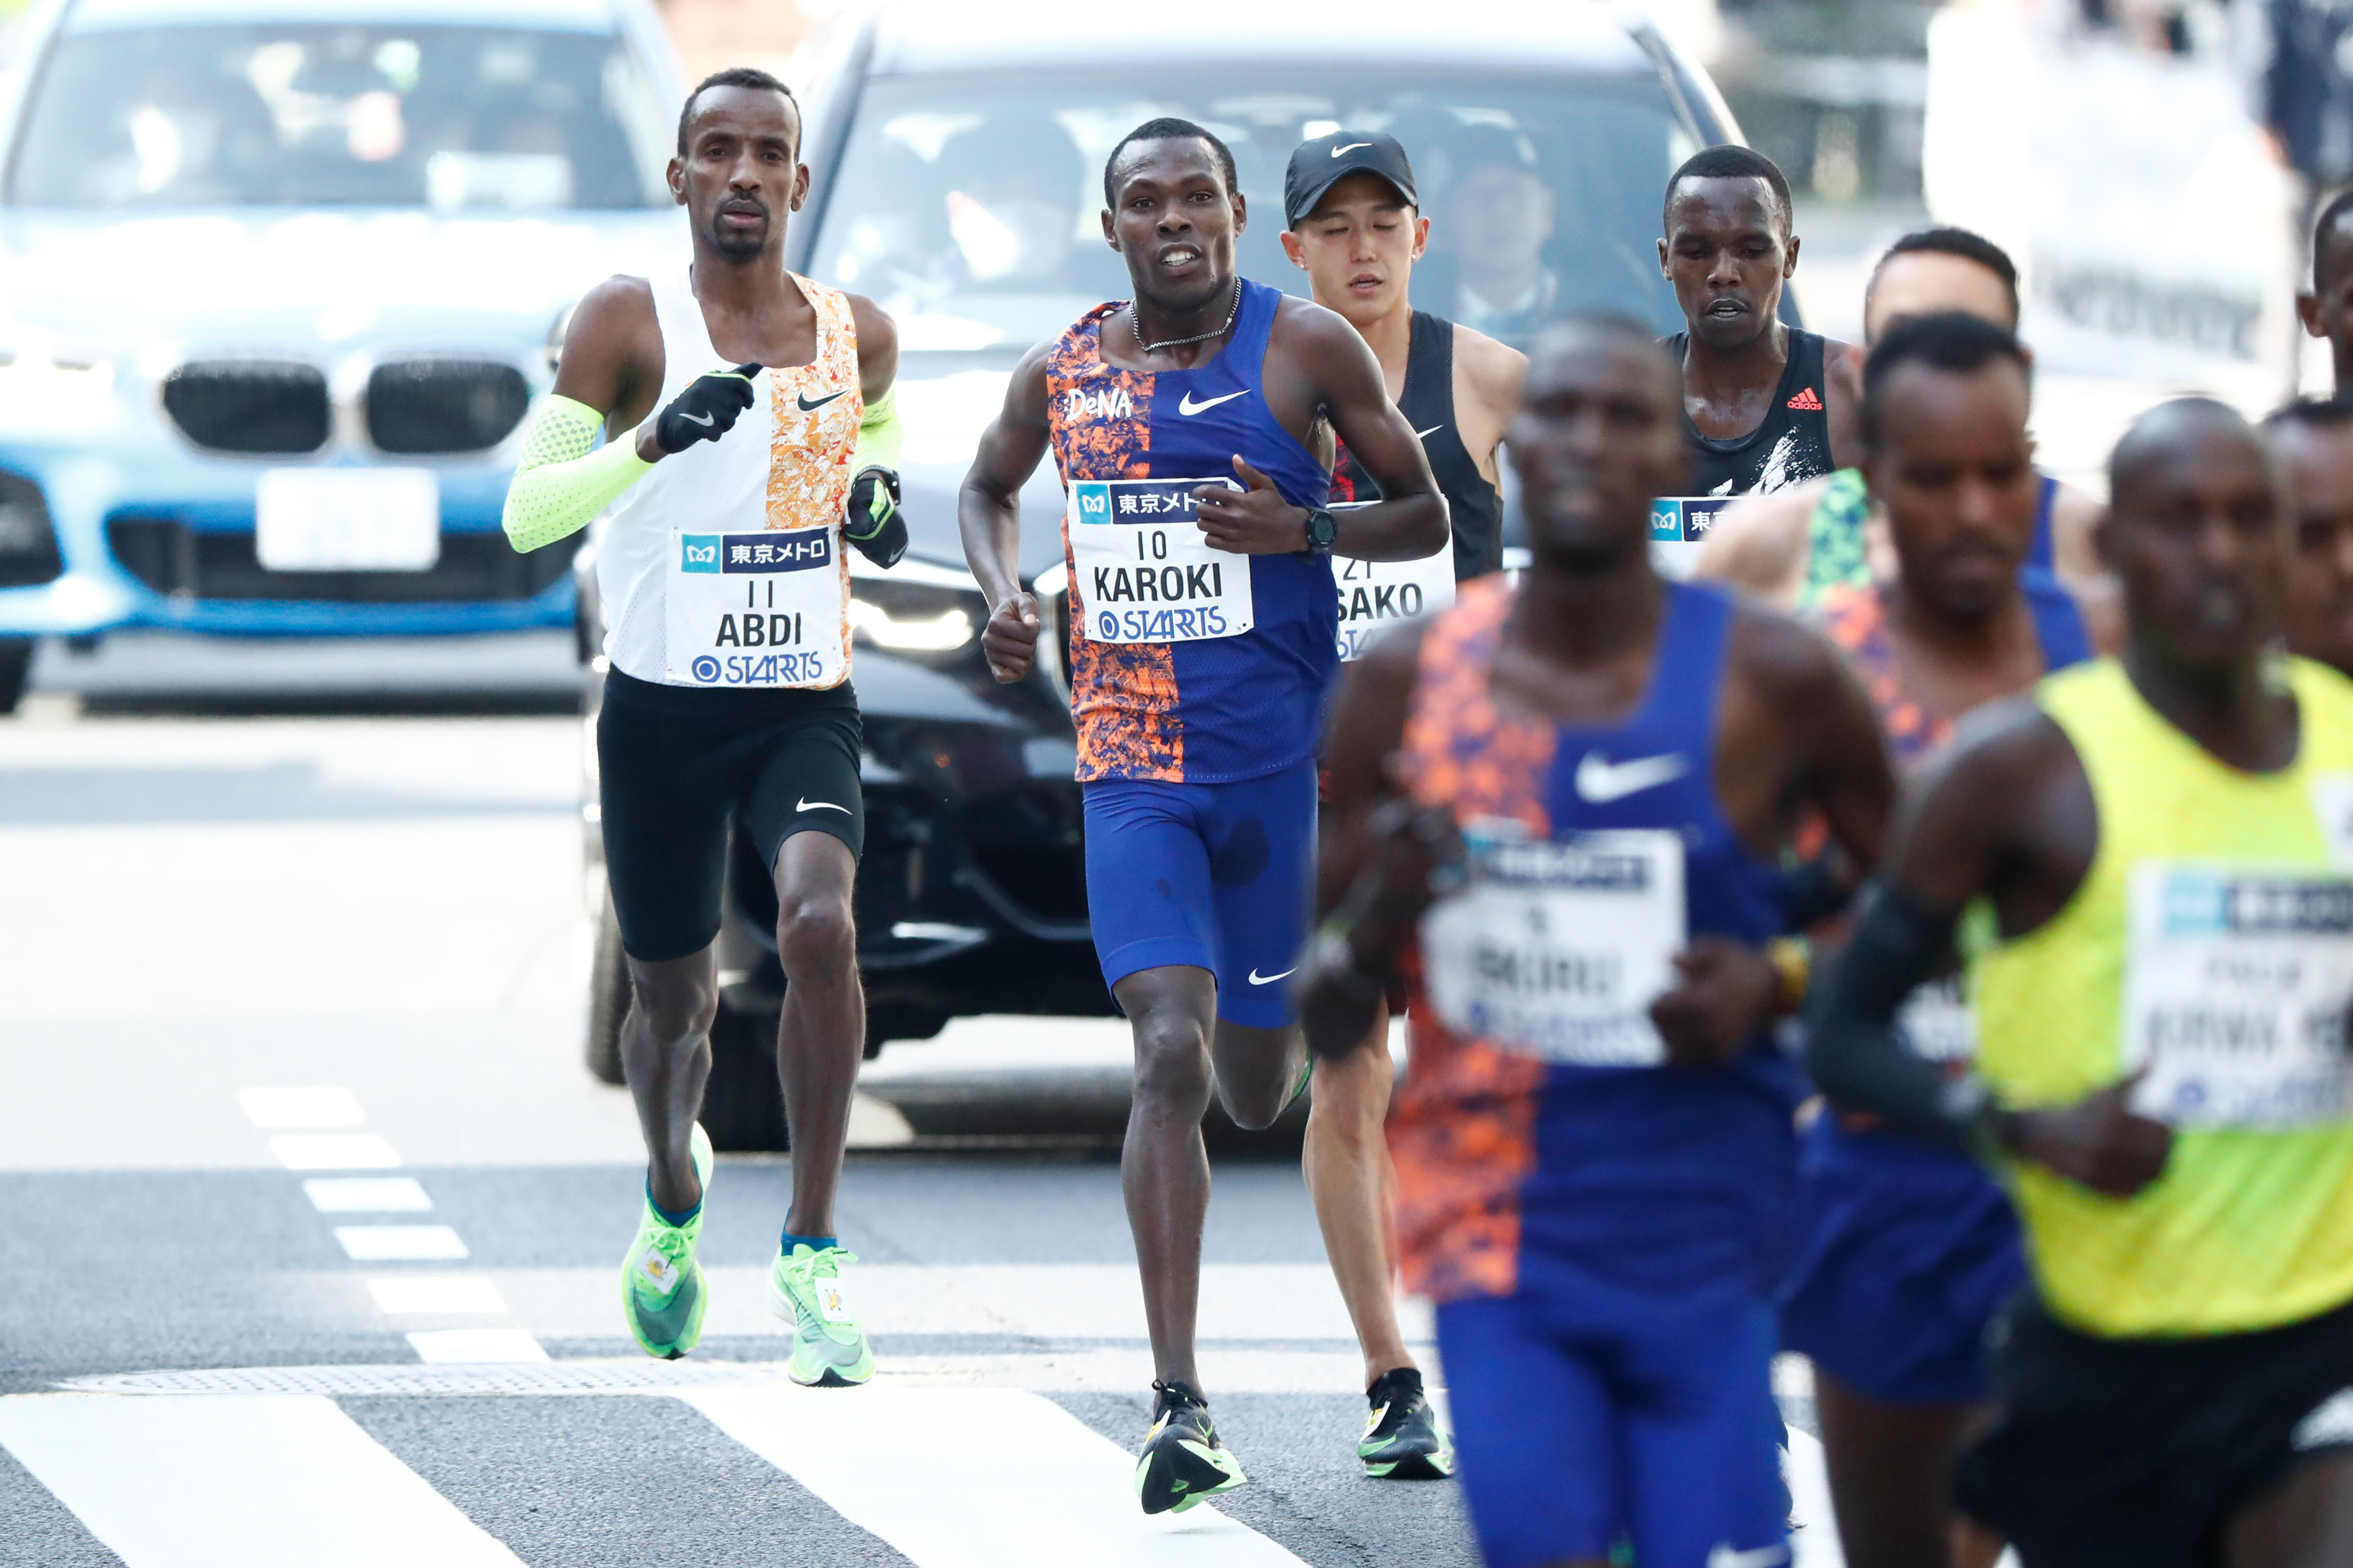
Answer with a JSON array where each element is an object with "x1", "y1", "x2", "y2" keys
[
  {"x1": 1810, "y1": 583, "x2": 1951, "y2": 765},
  {"x1": 1047, "y1": 303, "x2": 1183, "y2": 781},
  {"x1": 760, "y1": 273, "x2": 863, "y2": 690},
  {"x1": 1388, "y1": 575, "x2": 1556, "y2": 1303}
]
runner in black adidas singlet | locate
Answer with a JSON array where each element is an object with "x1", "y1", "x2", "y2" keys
[
  {"x1": 1659, "y1": 146, "x2": 1859, "y2": 501},
  {"x1": 1276, "y1": 128, "x2": 1528, "y2": 1480}
]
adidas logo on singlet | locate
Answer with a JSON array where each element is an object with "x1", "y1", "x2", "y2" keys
[
  {"x1": 1786, "y1": 387, "x2": 1823, "y2": 411},
  {"x1": 1063, "y1": 388, "x2": 1135, "y2": 421}
]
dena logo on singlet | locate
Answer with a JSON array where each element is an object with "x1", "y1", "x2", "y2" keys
[{"x1": 1063, "y1": 388, "x2": 1134, "y2": 422}]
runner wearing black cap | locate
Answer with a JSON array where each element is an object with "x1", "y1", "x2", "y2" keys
[{"x1": 1279, "y1": 128, "x2": 1527, "y2": 1479}]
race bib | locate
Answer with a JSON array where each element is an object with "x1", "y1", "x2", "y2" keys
[
  {"x1": 1419, "y1": 826, "x2": 1686, "y2": 1066},
  {"x1": 1650, "y1": 497, "x2": 1734, "y2": 581},
  {"x1": 665, "y1": 528, "x2": 846, "y2": 688},
  {"x1": 1067, "y1": 478, "x2": 1253, "y2": 643},
  {"x1": 1334, "y1": 501, "x2": 1452, "y2": 662},
  {"x1": 2123, "y1": 863, "x2": 2353, "y2": 1129}
]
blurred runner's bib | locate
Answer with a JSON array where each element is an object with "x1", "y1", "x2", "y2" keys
[
  {"x1": 1335, "y1": 500, "x2": 1453, "y2": 662},
  {"x1": 2123, "y1": 863, "x2": 2353, "y2": 1129},
  {"x1": 1067, "y1": 477, "x2": 1253, "y2": 644},
  {"x1": 1899, "y1": 975, "x2": 1977, "y2": 1065},
  {"x1": 1420, "y1": 825, "x2": 1686, "y2": 1067},
  {"x1": 1651, "y1": 498, "x2": 1734, "y2": 580},
  {"x1": 665, "y1": 528, "x2": 844, "y2": 687}
]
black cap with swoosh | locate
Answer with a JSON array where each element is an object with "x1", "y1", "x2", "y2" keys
[{"x1": 1283, "y1": 130, "x2": 1418, "y2": 228}]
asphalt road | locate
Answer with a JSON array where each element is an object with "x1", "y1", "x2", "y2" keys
[{"x1": 0, "y1": 633, "x2": 1842, "y2": 1568}]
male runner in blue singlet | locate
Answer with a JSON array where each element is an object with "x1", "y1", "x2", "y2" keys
[
  {"x1": 1296, "y1": 316, "x2": 1893, "y2": 1568},
  {"x1": 957, "y1": 118, "x2": 1446, "y2": 1515}
]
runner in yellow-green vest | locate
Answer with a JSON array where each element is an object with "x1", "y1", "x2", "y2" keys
[{"x1": 1807, "y1": 396, "x2": 2353, "y2": 1568}]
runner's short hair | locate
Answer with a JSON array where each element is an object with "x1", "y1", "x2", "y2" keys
[
  {"x1": 2265, "y1": 394, "x2": 2353, "y2": 433},
  {"x1": 1861, "y1": 311, "x2": 2029, "y2": 446},
  {"x1": 2314, "y1": 187, "x2": 2353, "y2": 291},
  {"x1": 1868, "y1": 227, "x2": 2021, "y2": 324},
  {"x1": 1663, "y1": 145, "x2": 1791, "y2": 235},
  {"x1": 1103, "y1": 118, "x2": 1239, "y2": 209},
  {"x1": 678, "y1": 66, "x2": 800, "y2": 158}
]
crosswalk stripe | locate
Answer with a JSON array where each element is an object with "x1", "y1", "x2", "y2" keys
[
  {"x1": 0, "y1": 1393, "x2": 526, "y2": 1567},
  {"x1": 683, "y1": 1386, "x2": 1310, "y2": 1567}
]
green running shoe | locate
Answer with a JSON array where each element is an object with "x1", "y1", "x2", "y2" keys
[
  {"x1": 768, "y1": 1242, "x2": 873, "y2": 1386},
  {"x1": 1358, "y1": 1366, "x2": 1454, "y2": 1479},
  {"x1": 1135, "y1": 1380, "x2": 1246, "y2": 1515},
  {"x1": 620, "y1": 1123, "x2": 713, "y2": 1360}
]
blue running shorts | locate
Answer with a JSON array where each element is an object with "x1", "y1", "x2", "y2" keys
[
  {"x1": 1080, "y1": 755, "x2": 1316, "y2": 1029},
  {"x1": 1436, "y1": 1261, "x2": 1789, "y2": 1568},
  {"x1": 1779, "y1": 1117, "x2": 2027, "y2": 1406}
]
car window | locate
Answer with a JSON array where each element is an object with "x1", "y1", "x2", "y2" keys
[
  {"x1": 808, "y1": 71, "x2": 1699, "y2": 353},
  {"x1": 6, "y1": 24, "x2": 670, "y2": 210}
]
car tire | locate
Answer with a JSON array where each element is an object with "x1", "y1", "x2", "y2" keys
[
  {"x1": 700, "y1": 1004, "x2": 789, "y2": 1152},
  {"x1": 585, "y1": 886, "x2": 629, "y2": 1086},
  {"x1": 0, "y1": 639, "x2": 33, "y2": 714}
]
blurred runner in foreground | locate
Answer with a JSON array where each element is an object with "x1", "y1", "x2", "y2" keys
[
  {"x1": 2268, "y1": 396, "x2": 2353, "y2": 677},
  {"x1": 959, "y1": 116, "x2": 1445, "y2": 1516},
  {"x1": 1809, "y1": 398, "x2": 2353, "y2": 1567},
  {"x1": 1775, "y1": 313, "x2": 2092, "y2": 1568},
  {"x1": 499, "y1": 68, "x2": 906, "y2": 1380},
  {"x1": 1298, "y1": 315, "x2": 1891, "y2": 1568},
  {"x1": 1660, "y1": 146, "x2": 1859, "y2": 500},
  {"x1": 1697, "y1": 228, "x2": 2105, "y2": 609},
  {"x1": 1277, "y1": 127, "x2": 1526, "y2": 1480}
]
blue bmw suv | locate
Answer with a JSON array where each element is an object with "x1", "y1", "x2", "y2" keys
[{"x1": 0, "y1": 0, "x2": 687, "y2": 708}]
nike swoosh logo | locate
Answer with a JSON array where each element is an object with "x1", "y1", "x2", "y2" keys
[
  {"x1": 1331, "y1": 142, "x2": 1371, "y2": 157},
  {"x1": 679, "y1": 410, "x2": 714, "y2": 427},
  {"x1": 1178, "y1": 389, "x2": 1248, "y2": 416},
  {"x1": 797, "y1": 799, "x2": 851, "y2": 814},
  {"x1": 1247, "y1": 967, "x2": 1296, "y2": 985},
  {"x1": 1413, "y1": 424, "x2": 1442, "y2": 441},
  {"x1": 1573, "y1": 750, "x2": 1688, "y2": 803},
  {"x1": 1705, "y1": 1545, "x2": 1789, "y2": 1568},
  {"x1": 797, "y1": 390, "x2": 848, "y2": 412}
]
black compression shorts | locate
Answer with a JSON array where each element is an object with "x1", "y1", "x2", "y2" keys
[
  {"x1": 596, "y1": 668, "x2": 864, "y2": 962},
  {"x1": 1957, "y1": 1290, "x2": 2353, "y2": 1567}
]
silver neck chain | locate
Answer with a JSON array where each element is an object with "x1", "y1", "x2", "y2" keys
[{"x1": 1128, "y1": 278, "x2": 1241, "y2": 354}]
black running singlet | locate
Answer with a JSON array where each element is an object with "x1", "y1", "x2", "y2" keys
[
  {"x1": 1663, "y1": 327, "x2": 1834, "y2": 497},
  {"x1": 1331, "y1": 310, "x2": 1504, "y2": 582}
]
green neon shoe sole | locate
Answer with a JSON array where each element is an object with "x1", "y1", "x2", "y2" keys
[
  {"x1": 620, "y1": 1123, "x2": 713, "y2": 1360},
  {"x1": 768, "y1": 1242, "x2": 873, "y2": 1386}
]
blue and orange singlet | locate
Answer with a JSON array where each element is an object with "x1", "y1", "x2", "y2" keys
[
  {"x1": 1388, "y1": 576, "x2": 1802, "y2": 1305},
  {"x1": 1046, "y1": 279, "x2": 1335, "y2": 783}
]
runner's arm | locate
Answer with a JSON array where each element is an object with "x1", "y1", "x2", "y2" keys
[
  {"x1": 1451, "y1": 325, "x2": 1527, "y2": 492},
  {"x1": 1309, "y1": 307, "x2": 1449, "y2": 561},
  {"x1": 960, "y1": 343, "x2": 1055, "y2": 682},
  {"x1": 1822, "y1": 338, "x2": 1863, "y2": 473},
  {"x1": 843, "y1": 294, "x2": 908, "y2": 566},
  {"x1": 1296, "y1": 624, "x2": 1456, "y2": 1058}
]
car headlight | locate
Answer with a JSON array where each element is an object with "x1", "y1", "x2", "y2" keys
[{"x1": 847, "y1": 557, "x2": 987, "y2": 656}]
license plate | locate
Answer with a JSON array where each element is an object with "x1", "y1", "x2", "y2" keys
[{"x1": 255, "y1": 469, "x2": 439, "y2": 572}]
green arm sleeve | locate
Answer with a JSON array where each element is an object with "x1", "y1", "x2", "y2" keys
[
  {"x1": 501, "y1": 394, "x2": 653, "y2": 554},
  {"x1": 851, "y1": 384, "x2": 902, "y2": 475}
]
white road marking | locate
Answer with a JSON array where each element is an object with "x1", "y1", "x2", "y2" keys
[
  {"x1": 405, "y1": 1330, "x2": 549, "y2": 1364},
  {"x1": 0, "y1": 1393, "x2": 526, "y2": 1567},
  {"x1": 271, "y1": 1133, "x2": 400, "y2": 1170},
  {"x1": 367, "y1": 1276, "x2": 505, "y2": 1315},
  {"x1": 685, "y1": 1385, "x2": 1308, "y2": 1566},
  {"x1": 305, "y1": 1176, "x2": 431, "y2": 1212},
  {"x1": 337, "y1": 1225, "x2": 468, "y2": 1261},
  {"x1": 239, "y1": 1086, "x2": 365, "y2": 1127}
]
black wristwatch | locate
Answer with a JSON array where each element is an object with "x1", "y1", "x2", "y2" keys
[{"x1": 1303, "y1": 508, "x2": 1338, "y2": 556}]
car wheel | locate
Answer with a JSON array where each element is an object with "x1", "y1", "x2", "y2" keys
[
  {"x1": 699, "y1": 1004, "x2": 789, "y2": 1152},
  {"x1": 0, "y1": 639, "x2": 33, "y2": 714},
  {"x1": 584, "y1": 886, "x2": 629, "y2": 1085}
]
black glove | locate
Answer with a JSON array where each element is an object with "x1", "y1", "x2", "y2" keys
[
  {"x1": 651, "y1": 362, "x2": 760, "y2": 454},
  {"x1": 843, "y1": 466, "x2": 908, "y2": 568}
]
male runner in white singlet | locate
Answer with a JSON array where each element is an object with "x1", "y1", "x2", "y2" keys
[{"x1": 499, "y1": 68, "x2": 906, "y2": 1383}]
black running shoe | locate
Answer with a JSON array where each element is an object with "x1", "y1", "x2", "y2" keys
[
  {"x1": 1359, "y1": 1367, "x2": 1455, "y2": 1479},
  {"x1": 1134, "y1": 1380, "x2": 1247, "y2": 1515}
]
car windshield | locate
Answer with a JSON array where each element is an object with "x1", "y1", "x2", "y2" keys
[
  {"x1": 808, "y1": 70, "x2": 1698, "y2": 353},
  {"x1": 6, "y1": 23, "x2": 671, "y2": 210}
]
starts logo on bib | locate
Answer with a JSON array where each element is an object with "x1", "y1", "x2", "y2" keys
[{"x1": 680, "y1": 535, "x2": 721, "y2": 573}]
